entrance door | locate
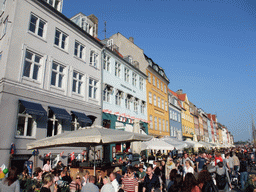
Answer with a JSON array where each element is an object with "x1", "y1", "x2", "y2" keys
[
  {"x1": 103, "y1": 145, "x2": 110, "y2": 164},
  {"x1": 11, "y1": 160, "x2": 26, "y2": 175}
]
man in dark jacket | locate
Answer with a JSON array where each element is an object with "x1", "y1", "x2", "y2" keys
[
  {"x1": 143, "y1": 166, "x2": 160, "y2": 192},
  {"x1": 240, "y1": 157, "x2": 248, "y2": 191}
]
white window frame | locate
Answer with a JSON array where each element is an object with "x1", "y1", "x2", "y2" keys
[
  {"x1": 72, "y1": 71, "x2": 83, "y2": 95},
  {"x1": 166, "y1": 120, "x2": 168, "y2": 132},
  {"x1": 159, "y1": 118, "x2": 161, "y2": 132},
  {"x1": 88, "y1": 78, "x2": 98, "y2": 99},
  {"x1": 141, "y1": 101, "x2": 145, "y2": 114},
  {"x1": 51, "y1": 62, "x2": 65, "y2": 88},
  {"x1": 44, "y1": 0, "x2": 62, "y2": 12},
  {"x1": 134, "y1": 99, "x2": 138, "y2": 113},
  {"x1": 170, "y1": 110, "x2": 173, "y2": 119},
  {"x1": 103, "y1": 53, "x2": 110, "y2": 71},
  {"x1": 149, "y1": 92, "x2": 152, "y2": 104},
  {"x1": 139, "y1": 77, "x2": 144, "y2": 90},
  {"x1": 162, "y1": 99, "x2": 164, "y2": 110},
  {"x1": 164, "y1": 85, "x2": 167, "y2": 93},
  {"x1": 1, "y1": 16, "x2": 8, "y2": 39},
  {"x1": 48, "y1": 114, "x2": 62, "y2": 137},
  {"x1": 149, "y1": 115, "x2": 153, "y2": 129},
  {"x1": 89, "y1": 50, "x2": 98, "y2": 68},
  {"x1": 103, "y1": 87, "x2": 111, "y2": 103},
  {"x1": 154, "y1": 95, "x2": 156, "y2": 106},
  {"x1": 115, "y1": 62, "x2": 121, "y2": 77},
  {"x1": 163, "y1": 119, "x2": 165, "y2": 131},
  {"x1": 28, "y1": 13, "x2": 47, "y2": 39},
  {"x1": 125, "y1": 95, "x2": 131, "y2": 109},
  {"x1": 132, "y1": 72, "x2": 137, "y2": 86},
  {"x1": 54, "y1": 28, "x2": 68, "y2": 50},
  {"x1": 124, "y1": 67, "x2": 130, "y2": 82},
  {"x1": 158, "y1": 97, "x2": 160, "y2": 108},
  {"x1": 148, "y1": 72, "x2": 151, "y2": 83},
  {"x1": 74, "y1": 41, "x2": 86, "y2": 60},
  {"x1": 115, "y1": 90, "x2": 122, "y2": 106},
  {"x1": 178, "y1": 114, "x2": 181, "y2": 122},
  {"x1": 165, "y1": 101, "x2": 167, "y2": 111},
  {"x1": 153, "y1": 76, "x2": 156, "y2": 86},
  {"x1": 2, "y1": 0, "x2": 7, "y2": 12},
  {"x1": 16, "y1": 113, "x2": 36, "y2": 138},
  {"x1": 71, "y1": 116, "x2": 80, "y2": 131},
  {"x1": 157, "y1": 79, "x2": 159, "y2": 88},
  {"x1": 154, "y1": 117, "x2": 157, "y2": 130},
  {"x1": 161, "y1": 82, "x2": 163, "y2": 91}
]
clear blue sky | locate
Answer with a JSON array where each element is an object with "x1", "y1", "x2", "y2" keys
[{"x1": 63, "y1": 0, "x2": 256, "y2": 142}]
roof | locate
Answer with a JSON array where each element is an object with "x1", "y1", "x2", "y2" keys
[
  {"x1": 168, "y1": 89, "x2": 178, "y2": 97},
  {"x1": 177, "y1": 94, "x2": 186, "y2": 101},
  {"x1": 212, "y1": 115, "x2": 216, "y2": 121}
]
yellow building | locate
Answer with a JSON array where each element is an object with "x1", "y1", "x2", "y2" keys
[
  {"x1": 145, "y1": 55, "x2": 169, "y2": 137},
  {"x1": 177, "y1": 90, "x2": 195, "y2": 139}
]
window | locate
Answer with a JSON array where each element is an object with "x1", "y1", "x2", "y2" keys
[
  {"x1": 43, "y1": 0, "x2": 62, "y2": 11},
  {"x1": 1, "y1": 17, "x2": 8, "y2": 39},
  {"x1": 51, "y1": 62, "x2": 65, "y2": 88},
  {"x1": 154, "y1": 95, "x2": 156, "y2": 106},
  {"x1": 54, "y1": 29, "x2": 68, "y2": 50},
  {"x1": 170, "y1": 110, "x2": 173, "y2": 119},
  {"x1": 72, "y1": 71, "x2": 83, "y2": 94},
  {"x1": 115, "y1": 62, "x2": 121, "y2": 77},
  {"x1": 163, "y1": 120, "x2": 165, "y2": 131},
  {"x1": 148, "y1": 72, "x2": 151, "y2": 83},
  {"x1": 2, "y1": 0, "x2": 6, "y2": 12},
  {"x1": 125, "y1": 95, "x2": 131, "y2": 109},
  {"x1": 29, "y1": 14, "x2": 46, "y2": 38},
  {"x1": 158, "y1": 97, "x2": 160, "y2": 108},
  {"x1": 139, "y1": 77, "x2": 143, "y2": 90},
  {"x1": 74, "y1": 41, "x2": 85, "y2": 60},
  {"x1": 103, "y1": 53, "x2": 110, "y2": 71},
  {"x1": 154, "y1": 117, "x2": 157, "y2": 130},
  {"x1": 103, "y1": 87, "x2": 111, "y2": 102},
  {"x1": 141, "y1": 101, "x2": 145, "y2": 114},
  {"x1": 149, "y1": 115, "x2": 153, "y2": 129},
  {"x1": 162, "y1": 99, "x2": 164, "y2": 109},
  {"x1": 161, "y1": 82, "x2": 163, "y2": 91},
  {"x1": 153, "y1": 76, "x2": 156, "y2": 86},
  {"x1": 124, "y1": 67, "x2": 129, "y2": 82},
  {"x1": 23, "y1": 50, "x2": 42, "y2": 81},
  {"x1": 88, "y1": 78, "x2": 98, "y2": 99},
  {"x1": 149, "y1": 92, "x2": 152, "y2": 104},
  {"x1": 157, "y1": 79, "x2": 159, "y2": 88},
  {"x1": 132, "y1": 72, "x2": 137, "y2": 86},
  {"x1": 166, "y1": 120, "x2": 168, "y2": 132},
  {"x1": 128, "y1": 56, "x2": 133, "y2": 64},
  {"x1": 47, "y1": 110, "x2": 62, "y2": 137},
  {"x1": 171, "y1": 126, "x2": 173, "y2": 136},
  {"x1": 165, "y1": 101, "x2": 167, "y2": 111},
  {"x1": 115, "y1": 90, "x2": 122, "y2": 106},
  {"x1": 16, "y1": 105, "x2": 36, "y2": 137},
  {"x1": 159, "y1": 118, "x2": 161, "y2": 131},
  {"x1": 90, "y1": 50, "x2": 98, "y2": 68},
  {"x1": 134, "y1": 99, "x2": 138, "y2": 113},
  {"x1": 164, "y1": 85, "x2": 167, "y2": 93}
]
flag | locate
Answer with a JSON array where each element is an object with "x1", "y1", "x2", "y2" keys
[
  {"x1": 45, "y1": 152, "x2": 51, "y2": 157},
  {"x1": 60, "y1": 151, "x2": 64, "y2": 157},
  {"x1": 81, "y1": 150, "x2": 86, "y2": 156},
  {"x1": 70, "y1": 152, "x2": 75, "y2": 161},
  {"x1": 10, "y1": 143, "x2": 16, "y2": 155}
]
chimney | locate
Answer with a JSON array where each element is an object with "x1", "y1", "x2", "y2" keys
[
  {"x1": 176, "y1": 89, "x2": 183, "y2": 95},
  {"x1": 129, "y1": 37, "x2": 134, "y2": 43}
]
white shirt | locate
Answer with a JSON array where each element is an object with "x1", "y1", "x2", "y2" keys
[
  {"x1": 184, "y1": 166, "x2": 194, "y2": 176},
  {"x1": 43, "y1": 163, "x2": 51, "y2": 172},
  {"x1": 111, "y1": 179, "x2": 119, "y2": 192}
]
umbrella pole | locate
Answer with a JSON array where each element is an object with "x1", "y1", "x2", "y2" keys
[{"x1": 94, "y1": 146, "x2": 96, "y2": 176}]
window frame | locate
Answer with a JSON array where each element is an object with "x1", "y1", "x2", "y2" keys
[
  {"x1": 115, "y1": 62, "x2": 121, "y2": 77},
  {"x1": 103, "y1": 87, "x2": 111, "y2": 103},
  {"x1": 149, "y1": 115, "x2": 153, "y2": 129},
  {"x1": 132, "y1": 72, "x2": 137, "y2": 86},
  {"x1": 154, "y1": 117, "x2": 157, "y2": 130},
  {"x1": 149, "y1": 92, "x2": 152, "y2": 104},
  {"x1": 54, "y1": 28, "x2": 68, "y2": 50},
  {"x1": 157, "y1": 79, "x2": 159, "y2": 88},
  {"x1": 148, "y1": 72, "x2": 151, "y2": 83},
  {"x1": 115, "y1": 90, "x2": 122, "y2": 106},
  {"x1": 134, "y1": 99, "x2": 138, "y2": 113},
  {"x1": 103, "y1": 53, "x2": 110, "y2": 71},
  {"x1": 124, "y1": 67, "x2": 130, "y2": 83},
  {"x1": 158, "y1": 97, "x2": 160, "y2": 108},
  {"x1": 74, "y1": 41, "x2": 86, "y2": 60},
  {"x1": 28, "y1": 13, "x2": 47, "y2": 39},
  {"x1": 139, "y1": 77, "x2": 143, "y2": 90},
  {"x1": 88, "y1": 78, "x2": 98, "y2": 100},
  {"x1": 50, "y1": 61, "x2": 65, "y2": 89},
  {"x1": 72, "y1": 71, "x2": 83, "y2": 95},
  {"x1": 153, "y1": 95, "x2": 156, "y2": 106},
  {"x1": 16, "y1": 112, "x2": 36, "y2": 138},
  {"x1": 89, "y1": 50, "x2": 98, "y2": 68},
  {"x1": 153, "y1": 76, "x2": 156, "y2": 86},
  {"x1": 1, "y1": 16, "x2": 8, "y2": 39}
]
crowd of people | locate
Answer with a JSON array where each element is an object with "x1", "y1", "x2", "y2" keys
[{"x1": 0, "y1": 146, "x2": 256, "y2": 192}]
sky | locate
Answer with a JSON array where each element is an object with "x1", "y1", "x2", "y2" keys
[{"x1": 63, "y1": 0, "x2": 256, "y2": 142}]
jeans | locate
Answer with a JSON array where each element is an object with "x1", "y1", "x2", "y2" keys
[{"x1": 240, "y1": 171, "x2": 248, "y2": 190}]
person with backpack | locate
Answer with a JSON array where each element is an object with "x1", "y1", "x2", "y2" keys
[{"x1": 209, "y1": 161, "x2": 231, "y2": 192}]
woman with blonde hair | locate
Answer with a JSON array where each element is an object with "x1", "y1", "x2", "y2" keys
[
  {"x1": 183, "y1": 160, "x2": 194, "y2": 178},
  {"x1": 41, "y1": 172, "x2": 54, "y2": 192},
  {"x1": 69, "y1": 173, "x2": 82, "y2": 192},
  {"x1": 101, "y1": 176, "x2": 115, "y2": 192},
  {"x1": 166, "y1": 157, "x2": 176, "y2": 183}
]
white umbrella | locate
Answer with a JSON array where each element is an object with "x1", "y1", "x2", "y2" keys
[
  {"x1": 27, "y1": 125, "x2": 152, "y2": 175},
  {"x1": 141, "y1": 138, "x2": 175, "y2": 151},
  {"x1": 160, "y1": 137, "x2": 192, "y2": 150},
  {"x1": 184, "y1": 139, "x2": 203, "y2": 151}
]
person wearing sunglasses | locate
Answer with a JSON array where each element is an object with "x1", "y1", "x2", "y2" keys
[
  {"x1": 122, "y1": 166, "x2": 138, "y2": 192},
  {"x1": 69, "y1": 174, "x2": 82, "y2": 192}
]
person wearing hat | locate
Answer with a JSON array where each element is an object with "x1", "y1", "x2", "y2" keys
[{"x1": 113, "y1": 167, "x2": 122, "y2": 184}]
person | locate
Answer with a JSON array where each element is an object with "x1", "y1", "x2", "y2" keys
[
  {"x1": 198, "y1": 170, "x2": 218, "y2": 192},
  {"x1": 101, "y1": 176, "x2": 115, "y2": 192},
  {"x1": 113, "y1": 157, "x2": 117, "y2": 165},
  {"x1": 196, "y1": 153, "x2": 206, "y2": 173},
  {"x1": 41, "y1": 172, "x2": 54, "y2": 192},
  {"x1": 182, "y1": 173, "x2": 200, "y2": 192},
  {"x1": 183, "y1": 160, "x2": 194, "y2": 177},
  {"x1": 43, "y1": 160, "x2": 53, "y2": 173},
  {"x1": 113, "y1": 167, "x2": 122, "y2": 184},
  {"x1": 233, "y1": 152, "x2": 240, "y2": 177},
  {"x1": 167, "y1": 169, "x2": 178, "y2": 191},
  {"x1": 69, "y1": 174, "x2": 82, "y2": 192},
  {"x1": 182, "y1": 153, "x2": 194, "y2": 168},
  {"x1": 119, "y1": 157, "x2": 123, "y2": 164},
  {"x1": 143, "y1": 166, "x2": 160, "y2": 192},
  {"x1": 138, "y1": 165, "x2": 146, "y2": 182},
  {"x1": 19, "y1": 166, "x2": 30, "y2": 191},
  {"x1": 166, "y1": 157, "x2": 176, "y2": 186},
  {"x1": 160, "y1": 160, "x2": 166, "y2": 188},
  {"x1": 28, "y1": 164, "x2": 33, "y2": 177},
  {"x1": 122, "y1": 166, "x2": 138, "y2": 192},
  {"x1": 168, "y1": 174, "x2": 183, "y2": 192},
  {"x1": 60, "y1": 170, "x2": 72, "y2": 184},
  {"x1": 215, "y1": 152, "x2": 223, "y2": 166},
  {"x1": 240, "y1": 157, "x2": 248, "y2": 191},
  {"x1": 229, "y1": 152, "x2": 234, "y2": 175},
  {"x1": 209, "y1": 161, "x2": 231, "y2": 191},
  {"x1": 81, "y1": 175, "x2": 99, "y2": 192},
  {"x1": 56, "y1": 161, "x2": 63, "y2": 171},
  {"x1": 110, "y1": 172, "x2": 119, "y2": 192},
  {"x1": 0, "y1": 166, "x2": 20, "y2": 192}
]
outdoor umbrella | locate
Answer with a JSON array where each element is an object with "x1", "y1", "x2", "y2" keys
[
  {"x1": 27, "y1": 125, "x2": 152, "y2": 175},
  {"x1": 160, "y1": 137, "x2": 192, "y2": 150},
  {"x1": 184, "y1": 139, "x2": 203, "y2": 151},
  {"x1": 141, "y1": 138, "x2": 175, "y2": 151}
]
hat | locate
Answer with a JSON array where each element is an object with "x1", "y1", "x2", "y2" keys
[{"x1": 113, "y1": 167, "x2": 121, "y2": 173}]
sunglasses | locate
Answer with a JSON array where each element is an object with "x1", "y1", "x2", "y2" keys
[{"x1": 76, "y1": 177, "x2": 80, "y2": 179}]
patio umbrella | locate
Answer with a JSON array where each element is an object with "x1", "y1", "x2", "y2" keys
[
  {"x1": 184, "y1": 139, "x2": 203, "y2": 151},
  {"x1": 160, "y1": 137, "x2": 192, "y2": 150},
  {"x1": 27, "y1": 125, "x2": 152, "y2": 175},
  {"x1": 141, "y1": 138, "x2": 175, "y2": 151}
]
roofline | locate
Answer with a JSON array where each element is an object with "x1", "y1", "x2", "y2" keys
[{"x1": 35, "y1": 0, "x2": 103, "y2": 48}]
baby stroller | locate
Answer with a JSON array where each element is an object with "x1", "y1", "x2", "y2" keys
[{"x1": 230, "y1": 172, "x2": 240, "y2": 189}]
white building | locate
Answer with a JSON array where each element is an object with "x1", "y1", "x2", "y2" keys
[{"x1": 0, "y1": 0, "x2": 103, "y2": 172}]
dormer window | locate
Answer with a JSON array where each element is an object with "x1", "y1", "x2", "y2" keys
[
  {"x1": 148, "y1": 59, "x2": 153, "y2": 66},
  {"x1": 128, "y1": 56, "x2": 133, "y2": 64},
  {"x1": 43, "y1": 0, "x2": 62, "y2": 12},
  {"x1": 153, "y1": 65, "x2": 158, "y2": 71}
]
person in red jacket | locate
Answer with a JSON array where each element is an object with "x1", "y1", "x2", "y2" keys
[{"x1": 215, "y1": 152, "x2": 223, "y2": 166}]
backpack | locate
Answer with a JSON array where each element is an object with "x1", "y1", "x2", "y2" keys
[{"x1": 216, "y1": 172, "x2": 226, "y2": 190}]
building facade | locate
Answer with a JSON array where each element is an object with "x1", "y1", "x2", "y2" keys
[
  {"x1": 0, "y1": 0, "x2": 103, "y2": 170},
  {"x1": 168, "y1": 89, "x2": 182, "y2": 140}
]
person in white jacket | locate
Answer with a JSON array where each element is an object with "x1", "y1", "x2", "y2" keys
[
  {"x1": 183, "y1": 160, "x2": 194, "y2": 178},
  {"x1": 110, "y1": 172, "x2": 119, "y2": 192}
]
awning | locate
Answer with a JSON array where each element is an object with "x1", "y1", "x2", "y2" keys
[
  {"x1": 19, "y1": 100, "x2": 47, "y2": 116},
  {"x1": 49, "y1": 106, "x2": 71, "y2": 121},
  {"x1": 71, "y1": 111, "x2": 92, "y2": 124}
]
